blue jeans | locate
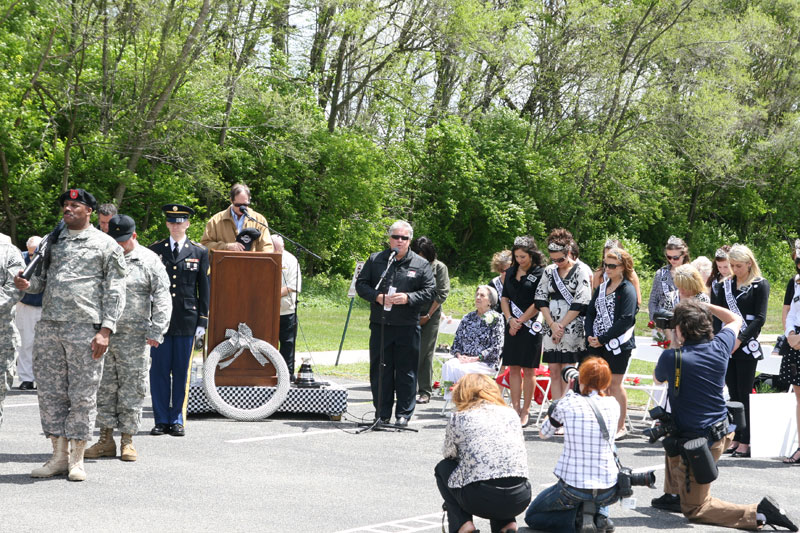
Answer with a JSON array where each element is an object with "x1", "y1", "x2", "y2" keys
[{"x1": 525, "y1": 479, "x2": 619, "y2": 533}]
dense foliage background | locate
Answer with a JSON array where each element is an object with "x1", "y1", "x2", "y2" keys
[{"x1": 3, "y1": 0, "x2": 800, "y2": 279}]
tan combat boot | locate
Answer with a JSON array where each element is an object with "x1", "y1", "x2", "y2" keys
[
  {"x1": 84, "y1": 427, "x2": 116, "y2": 458},
  {"x1": 68, "y1": 440, "x2": 87, "y2": 481},
  {"x1": 31, "y1": 436, "x2": 69, "y2": 478},
  {"x1": 120, "y1": 433, "x2": 137, "y2": 462}
]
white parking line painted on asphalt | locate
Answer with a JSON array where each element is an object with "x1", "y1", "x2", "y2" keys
[
  {"x1": 333, "y1": 512, "x2": 441, "y2": 533},
  {"x1": 227, "y1": 429, "x2": 341, "y2": 443},
  {"x1": 4, "y1": 402, "x2": 38, "y2": 408}
]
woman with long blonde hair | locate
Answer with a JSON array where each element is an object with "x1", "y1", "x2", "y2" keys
[{"x1": 710, "y1": 244, "x2": 770, "y2": 458}]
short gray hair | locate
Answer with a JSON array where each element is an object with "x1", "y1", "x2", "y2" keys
[
  {"x1": 477, "y1": 285, "x2": 498, "y2": 307},
  {"x1": 97, "y1": 203, "x2": 117, "y2": 217},
  {"x1": 271, "y1": 234, "x2": 284, "y2": 252},
  {"x1": 230, "y1": 183, "x2": 251, "y2": 202},
  {"x1": 387, "y1": 220, "x2": 413, "y2": 240},
  {"x1": 26, "y1": 236, "x2": 42, "y2": 249}
]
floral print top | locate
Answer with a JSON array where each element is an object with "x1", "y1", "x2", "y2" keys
[
  {"x1": 443, "y1": 403, "x2": 529, "y2": 488},
  {"x1": 450, "y1": 310, "x2": 505, "y2": 368}
]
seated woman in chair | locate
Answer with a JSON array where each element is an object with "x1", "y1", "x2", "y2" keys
[{"x1": 441, "y1": 285, "x2": 505, "y2": 399}]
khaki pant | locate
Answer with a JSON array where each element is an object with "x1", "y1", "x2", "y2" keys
[{"x1": 665, "y1": 432, "x2": 758, "y2": 530}]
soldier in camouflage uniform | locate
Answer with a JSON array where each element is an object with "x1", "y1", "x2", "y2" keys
[
  {"x1": 0, "y1": 241, "x2": 24, "y2": 429},
  {"x1": 15, "y1": 188, "x2": 126, "y2": 482},
  {"x1": 85, "y1": 215, "x2": 171, "y2": 462}
]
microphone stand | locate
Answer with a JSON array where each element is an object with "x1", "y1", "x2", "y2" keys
[{"x1": 358, "y1": 258, "x2": 417, "y2": 434}]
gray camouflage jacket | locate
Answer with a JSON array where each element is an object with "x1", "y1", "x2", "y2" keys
[
  {"x1": 27, "y1": 225, "x2": 126, "y2": 332},
  {"x1": 118, "y1": 243, "x2": 172, "y2": 342},
  {"x1": 0, "y1": 243, "x2": 24, "y2": 329}
]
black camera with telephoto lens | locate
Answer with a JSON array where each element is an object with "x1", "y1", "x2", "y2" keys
[
  {"x1": 642, "y1": 405, "x2": 678, "y2": 444},
  {"x1": 653, "y1": 309, "x2": 675, "y2": 330},
  {"x1": 561, "y1": 366, "x2": 581, "y2": 394}
]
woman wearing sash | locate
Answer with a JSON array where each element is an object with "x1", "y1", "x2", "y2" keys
[
  {"x1": 585, "y1": 247, "x2": 638, "y2": 439},
  {"x1": 673, "y1": 264, "x2": 710, "y2": 303},
  {"x1": 500, "y1": 236, "x2": 545, "y2": 427},
  {"x1": 781, "y1": 241, "x2": 800, "y2": 464},
  {"x1": 490, "y1": 250, "x2": 512, "y2": 313},
  {"x1": 706, "y1": 245, "x2": 732, "y2": 289},
  {"x1": 710, "y1": 244, "x2": 769, "y2": 458},
  {"x1": 648, "y1": 236, "x2": 691, "y2": 321},
  {"x1": 591, "y1": 238, "x2": 642, "y2": 306},
  {"x1": 535, "y1": 229, "x2": 593, "y2": 401}
]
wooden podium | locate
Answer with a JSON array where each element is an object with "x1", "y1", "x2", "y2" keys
[{"x1": 207, "y1": 250, "x2": 281, "y2": 386}]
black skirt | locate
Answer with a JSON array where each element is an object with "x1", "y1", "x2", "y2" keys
[
  {"x1": 780, "y1": 347, "x2": 800, "y2": 386},
  {"x1": 501, "y1": 325, "x2": 542, "y2": 368}
]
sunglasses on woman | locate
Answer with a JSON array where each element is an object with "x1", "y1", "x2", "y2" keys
[
  {"x1": 666, "y1": 254, "x2": 683, "y2": 261},
  {"x1": 603, "y1": 262, "x2": 621, "y2": 270}
]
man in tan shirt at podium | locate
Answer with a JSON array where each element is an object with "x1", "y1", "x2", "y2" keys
[{"x1": 201, "y1": 183, "x2": 273, "y2": 252}]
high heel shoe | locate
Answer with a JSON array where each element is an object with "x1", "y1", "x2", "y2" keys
[
  {"x1": 783, "y1": 448, "x2": 800, "y2": 464},
  {"x1": 730, "y1": 448, "x2": 751, "y2": 458},
  {"x1": 723, "y1": 442, "x2": 739, "y2": 454}
]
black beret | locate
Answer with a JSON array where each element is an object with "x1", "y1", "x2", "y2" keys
[
  {"x1": 107, "y1": 214, "x2": 136, "y2": 242},
  {"x1": 161, "y1": 204, "x2": 195, "y2": 223},
  {"x1": 58, "y1": 189, "x2": 98, "y2": 211},
  {"x1": 236, "y1": 227, "x2": 261, "y2": 251}
]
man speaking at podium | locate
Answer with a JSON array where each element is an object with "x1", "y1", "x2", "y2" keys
[
  {"x1": 201, "y1": 183, "x2": 273, "y2": 252},
  {"x1": 356, "y1": 221, "x2": 434, "y2": 427}
]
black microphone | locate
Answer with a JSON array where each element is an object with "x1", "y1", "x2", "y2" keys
[
  {"x1": 387, "y1": 247, "x2": 399, "y2": 262},
  {"x1": 239, "y1": 205, "x2": 248, "y2": 215}
]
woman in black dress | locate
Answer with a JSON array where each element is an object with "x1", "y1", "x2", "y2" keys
[
  {"x1": 585, "y1": 247, "x2": 638, "y2": 438},
  {"x1": 781, "y1": 242, "x2": 800, "y2": 464},
  {"x1": 711, "y1": 244, "x2": 769, "y2": 458},
  {"x1": 500, "y1": 236, "x2": 545, "y2": 426}
]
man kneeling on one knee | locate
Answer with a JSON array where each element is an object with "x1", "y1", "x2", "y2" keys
[
  {"x1": 85, "y1": 215, "x2": 172, "y2": 462},
  {"x1": 652, "y1": 299, "x2": 797, "y2": 531}
]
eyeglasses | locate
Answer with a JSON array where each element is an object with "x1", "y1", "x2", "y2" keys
[
  {"x1": 666, "y1": 254, "x2": 683, "y2": 261},
  {"x1": 603, "y1": 262, "x2": 621, "y2": 270},
  {"x1": 551, "y1": 257, "x2": 566, "y2": 264},
  {"x1": 234, "y1": 203, "x2": 249, "y2": 209},
  {"x1": 390, "y1": 234, "x2": 410, "y2": 241}
]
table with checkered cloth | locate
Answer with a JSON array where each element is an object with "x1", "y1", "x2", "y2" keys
[{"x1": 187, "y1": 379, "x2": 348, "y2": 417}]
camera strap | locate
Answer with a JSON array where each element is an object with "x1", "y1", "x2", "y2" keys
[
  {"x1": 584, "y1": 395, "x2": 624, "y2": 472},
  {"x1": 674, "y1": 348, "x2": 682, "y2": 398}
]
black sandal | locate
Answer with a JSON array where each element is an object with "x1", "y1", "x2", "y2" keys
[{"x1": 783, "y1": 448, "x2": 800, "y2": 464}]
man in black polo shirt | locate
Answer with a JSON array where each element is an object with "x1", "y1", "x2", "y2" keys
[
  {"x1": 653, "y1": 300, "x2": 797, "y2": 531},
  {"x1": 356, "y1": 220, "x2": 434, "y2": 427}
]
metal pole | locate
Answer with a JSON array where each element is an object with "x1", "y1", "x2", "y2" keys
[{"x1": 334, "y1": 297, "x2": 355, "y2": 366}]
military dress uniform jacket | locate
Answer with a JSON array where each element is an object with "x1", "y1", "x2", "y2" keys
[
  {"x1": 117, "y1": 244, "x2": 172, "y2": 342},
  {"x1": 149, "y1": 238, "x2": 209, "y2": 337},
  {"x1": 27, "y1": 226, "x2": 126, "y2": 331},
  {"x1": 355, "y1": 249, "x2": 435, "y2": 326},
  {"x1": 200, "y1": 207, "x2": 274, "y2": 252}
]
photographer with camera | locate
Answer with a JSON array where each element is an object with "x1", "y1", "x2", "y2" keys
[
  {"x1": 651, "y1": 299, "x2": 797, "y2": 531},
  {"x1": 525, "y1": 357, "x2": 653, "y2": 533}
]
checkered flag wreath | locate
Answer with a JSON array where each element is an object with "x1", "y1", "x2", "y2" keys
[{"x1": 202, "y1": 323, "x2": 290, "y2": 421}]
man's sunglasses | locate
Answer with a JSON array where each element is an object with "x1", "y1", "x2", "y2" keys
[{"x1": 390, "y1": 234, "x2": 410, "y2": 241}]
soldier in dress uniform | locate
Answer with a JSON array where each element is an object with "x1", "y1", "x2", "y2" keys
[
  {"x1": 85, "y1": 215, "x2": 172, "y2": 461},
  {"x1": 148, "y1": 204, "x2": 209, "y2": 437},
  {"x1": 0, "y1": 240, "x2": 24, "y2": 430},
  {"x1": 14, "y1": 188, "x2": 127, "y2": 482}
]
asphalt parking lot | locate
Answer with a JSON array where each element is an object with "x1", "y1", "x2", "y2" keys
[{"x1": 2, "y1": 375, "x2": 799, "y2": 533}]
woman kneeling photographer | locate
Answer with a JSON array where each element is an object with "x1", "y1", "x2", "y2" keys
[
  {"x1": 435, "y1": 374, "x2": 531, "y2": 533},
  {"x1": 525, "y1": 357, "x2": 624, "y2": 533}
]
